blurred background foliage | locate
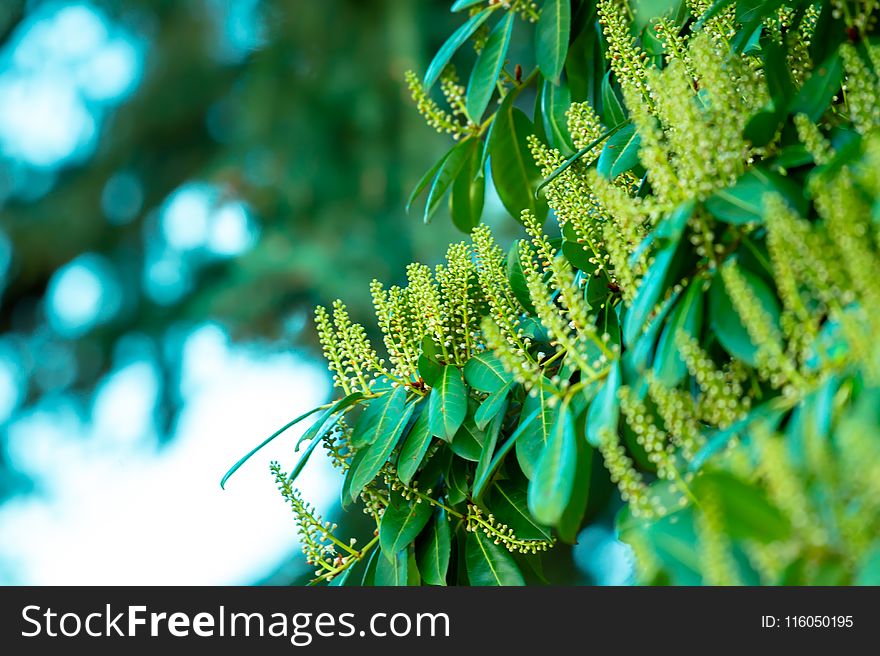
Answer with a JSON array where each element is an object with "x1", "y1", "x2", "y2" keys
[
  {"x1": 0, "y1": 0, "x2": 626, "y2": 585},
  {"x1": 0, "y1": 0, "x2": 504, "y2": 584}
]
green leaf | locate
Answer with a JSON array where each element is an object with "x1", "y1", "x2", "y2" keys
[
  {"x1": 450, "y1": 138, "x2": 486, "y2": 233},
  {"x1": 490, "y1": 479, "x2": 552, "y2": 541},
  {"x1": 762, "y1": 37, "x2": 794, "y2": 106},
  {"x1": 397, "y1": 404, "x2": 434, "y2": 485},
  {"x1": 380, "y1": 491, "x2": 434, "y2": 560},
  {"x1": 375, "y1": 547, "x2": 408, "y2": 586},
  {"x1": 693, "y1": 470, "x2": 791, "y2": 543},
  {"x1": 653, "y1": 280, "x2": 704, "y2": 387},
  {"x1": 417, "y1": 510, "x2": 451, "y2": 586},
  {"x1": 541, "y1": 78, "x2": 574, "y2": 154},
  {"x1": 737, "y1": 0, "x2": 784, "y2": 24},
  {"x1": 446, "y1": 456, "x2": 471, "y2": 505},
  {"x1": 474, "y1": 393, "x2": 508, "y2": 497},
  {"x1": 451, "y1": 0, "x2": 485, "y2": 11},
  {"x1": 473, "y1": 407, "x2": 541, "y2": 499},
  {"x1": 466, "y1": 12, "x2": 514, "y2": 121},
  {"x1": 474, "y1": 381, "x2": 512, "y2": 430},
  {"x1": 586, "y1": 361, "x2": 620, "y2": 447},
  {"x1": 220, "y1": 404, "x2": 324, "y2": 489},
  {"x1": 789, "y1": 51, "x2": 843, "y2": 122},
  {"x1": 623, "y1": 243, "x2": 676, "y2": 345},
  {"x1": 601, "y1": 71, "x2": 627, "y2": 127},
  {"x1": 466, "y1": 530, "x2": 525, "y2": 585},
  {"x1": 350, "y1": 400, "x2": 417, "y2": 497},
  {"x1": 463, "y1": 352, "x2": 512, "y2": 393},
  {"x1": 597, "y1": 123, "x2": 641, "y2": 179},
  {"x1": 535, "y1": 120, "x2": 629, "y2": 197},
  {"x1": 286, "y1": 432, "x2": 325, "y2": 485},
  {"x1": 692, "y1": 0, "x2": 734, "y2": 30},
  {"x1": 654, "y1": 199, "x2": 695, "y2": 245},
  {"x1": 555, "y1": 430, "x2": 592, "y2": 543},
  {"x1": 294, "y1": 392, "x2": 367, "y2": 450},
  {"x1": 341, "y1": 447, "x2": 367, "y2": 507},
  {"x1": 350, "y1": 387, "x2": 405, "y2": 449},
  {"x1": 705, "y1": 168, "x2": 804, "y2": 225},
  {"x1": 743, "y1": 104, "x2": 785, "y2": 149},
  {"x1": 562, "y1": 239, "x2": 593, "y2": 271},
  {"x1": 407, "y1": 151, "x2": 449, "y2": 214},
  {"x1": 360, "y1": 546, "x2": 380, "y2": 586},
  {"x1": 516, "y1": 381, "x2": 557, "y2": 479},
  {"x1": 528, "y1": 403, "x2": 577, "y2": 525},
  {"x1": 424, "y1": 138, "x2": 473, "y2": 224},
  {"x1": 451, "y1": 412, "x2": 485, "y2": 461},
  {"x1": 489, "y1": 103, "x2": 548, "y2": 220},
  {"x1": 506, "y1": 240, "x2": 538, "y2": 315},
  {"x1": 565, "y1": 13, "x2": 602, "y2": 107},
  {"x1": 424, "y1": 8, "x2": 493, "y2": 91},
  {"x1": 709, "y1": 269, "x2": 781, "y2": 367},
  {"x1": 536, "y1": 0, "x2": 571, "y2": 82},
  {"x1": 689, "y1": 400, "x2": 784, "y2": 471},
  {"x1": 429, "y1": 365, "x2": 468, "y2": 440}
]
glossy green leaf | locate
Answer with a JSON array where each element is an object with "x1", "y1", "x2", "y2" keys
[
  {"x1": 424, "y1": 8, "x2": 493, "y2": 91},
  {"x1": 709, "y1": 269, "x2": 781, "y2": 367},
  {"x1": 350, "y1": 400, "x2": 417, "y2": 497},
  {"x1": 597, "y1": 123, "x2": 641, "y2": 179},
  {"x1": 489, "y1": 104, "x2": 548, "y2": 220},
  {"x1": 705, "y1": 168, "x2": 805, "y2": 225},
  {"x1": 397, "y1": 405, "x2": 434, "y2": 485},
  {"x1": 375, "y1": 547, "x2": 408, "y2": 586},
  {"x1": 623, "y1": 243, "x2": 676, "y2": 345},
  {"x1": 789, "y1": 51, "x2": 843, "y2": 122},
  {"x1": 516, "y1": 381, "x2": 557, "y2": 479},
  {"x1": 490, "y1": 479, "x2": 552, "y2": 541},
  {"x1": 601, "y1": 71, "x2": 626, "y2": 127},
  {"x1": 424, "y1": 137, "x2": 473, "y2": 223},
  {"x1": 220, "y1": 404, "x2": 325, "y2": 489},
  {"x1": 294, "y1": 392, "x2": 367, "y2": 450},
  {"x1": 417, "y1": 509, "x2": 451, "y2": 586},
  {"x1": 562, "y1": 239, "x2": 593, "y2": 271},
  {"x1": 653, "y1": 280, "x2": 704, "y2": 387},
  {"x1": 380, "y1": 492, "x2": 434, "y2": 560},
  {"x1": 350, "y1": 386, "x2": 405, "y2": 449},
  {"x1": 473, "y1": 408, "x2": 540, "y2": 499},
  {"x1": 506, "y1": 239, "x2": 538, "y2": 315},
  {"x1": 451, "y1": 412, "x2": 484, "y2": 461},
  {"x1": 474, "y1": 380, "x2": 512, "y2": 430},
  {"x1": 360, "y1": 546, "x2": 380, "y2": 586},
  {"x1": 451, "y1": 0, "x2": 485, "y2": 12},
  {"x1": 466, "y1": 12, "x2": 514, "y2": 121},
  {"x1": 536, "y1": 0, "x2": 571, "y2": 82},
  {"x1": 466, "y1": 530, "x2": 525, "y2": 585},
  {"x1": 446, "y1": 455, "x2": 471, "y2": 505},
  {"x1": 528, "y1": 403, "x2": 577, "y2": 525},
  {"x1": 555, "y1": 429, "x2": 592, "y2": 543},
  {"x1": 586, "y1": 361, "x2": 620, "y2": 447},
  {"x1": 541, "y1": 78, "x2": 574, "y2": 153},
  {"x1": 535, "y1": 120, "x2": 629, "y2": 197},
  {"x1": 407, "y1": 150, "x2": 450, "y2": 214},
  {"x1": 463, "y1": 352, "x2": 512, "y2": 393},
  {"x1": 473, "y1": 393, "x2": 508, "y2": 497},
  {"x1": 429, "y1": 365, "x2": 468, "y2": 441},
  {"x1": 450, "y1": 138, "x2": 485, "y2": 233}
]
